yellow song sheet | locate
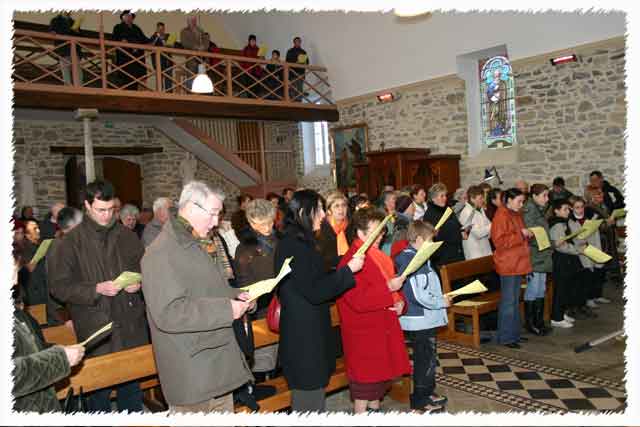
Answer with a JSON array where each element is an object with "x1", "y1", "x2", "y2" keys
[
  {"x1": 583, "y1": 245, "x2": 612, "y2": 263},
  {"x1": 70, "y1": 16, "x2": 84, "y2": 31},
  {"x1": 29, "y1": 239, "x2": 53, "y2": 265},
  {"x1": 434, "y1": 207, "x2": 453, "y2": 231},
  {"x1": 400, "y1": 241, "x2": 443, "y2": 278},
  {"x1": 257, "y1": 45, "x2": 268, "y2": 57},
  {"x1": 576, "y1": 219, "x2": 603, "y2": 240},
  {"x1": 445, "y1": 280, "x2": 488, "y2": 297},
  {"x1": 355, "y1": 215, "x2": 393, "y2": 256},
  {"x1": 297, "y1": 54, "x2": 308, "y2": 64},
  {"x1": 240, "y1": 257, "x2": 293, "y2": 302},
  {"x1": 166, "y1": 32, "x2": 177, "y2": 47},
  {"x1": 114, "y1": 271, "x2": 142, "y2": 290},
  {"x1": 610, "y1": 208, "x2": 626, "y2": 220},
  {"x1": 528, "y1": 226, "x2": 551, "y2": 251},
  {"x1": 78, "y1": 322, "x2": 113, "y2": 347},
  {"x1": 454, "y1": 300, "x2": 490, "y2": 307}
]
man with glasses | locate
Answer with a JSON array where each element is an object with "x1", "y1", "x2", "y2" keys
[
  {"x1": 141, "y1": 181, "x2": 254, "y2": 413},
  {"x1": 48, "y1": 180, "x2": 148, "y2": 412}
]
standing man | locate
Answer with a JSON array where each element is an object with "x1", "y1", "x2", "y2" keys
[
  {"x1": 142, "y1": 197, "x2": 173, "y2": 248},
  {"x1": 149, "y1": 22, "x2": 174, "y2": 92},
  {"x1": 180, "y1": 16, "x2": 209, "y2": 90},
  {"x1": 20, "y1": 220, "x2": 48, "y2": 307},
  {"x1": 48, "y1": 180, "x2": 148, "y2": 412},
  {"x1": 40, "y1": 202, "x2": 65, "y2": 240},
  {"x1": 142, "y1": 181, "x2": 254, "y2": 413},
  {"x1": 49, "y1": 11, "x2": 82, "y2": 85},
  {"x1": 285, "y1": 37, "x2": 309, "y2": 101},
  {"x1": 589, "y1": 170, "x2": 625, "y2": 213},
  {"x1": 112, "y1": 11, "x2": 148, "y2": 90}
]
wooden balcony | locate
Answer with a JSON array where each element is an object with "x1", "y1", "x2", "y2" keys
[{"x1": 12, "y1": 29, "x2": 339, "y2": 122}]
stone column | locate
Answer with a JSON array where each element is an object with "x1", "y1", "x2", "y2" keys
[{"x1": 75, "y1": 109, "x2": 99, "y2": 182}]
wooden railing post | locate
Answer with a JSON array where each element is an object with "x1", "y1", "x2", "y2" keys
[
  {"x1": 226, "y1": 58, "x2": 233, "y2": 97},
  {"x1": 155, "y1": 49, "x2": 162, "y2": 92},
  {"x1": 283, "y1": 64, "x2": 290, "y2": 102},
  {"x1": 99, "y1": 14, "x2": 107, "y2": 89},
  {"x1": 70, "y1": 40, "x2": 80, "y2": 87}
]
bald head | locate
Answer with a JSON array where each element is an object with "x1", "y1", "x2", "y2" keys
[{"x1": 515, "y1": 180, "x2": 529, "y2": 195}]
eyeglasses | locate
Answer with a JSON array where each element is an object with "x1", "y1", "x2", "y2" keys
[
  {"x1": 92, "y1": 206, "x2": 114, "y2": 215},
  {"x1": 192, "y1": 201, "x2": 221, "y2": 218}
]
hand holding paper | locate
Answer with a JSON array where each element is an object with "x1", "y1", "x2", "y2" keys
[
  {"x1": 576, "y1": 219, "x2": 603, "y2": 240},
  {"x1": 434, "y1": 207, "x2": 453, "y2": 231},
  {"x1": 582, "y1": 245, "x2": 612, "y2": 263},
  {"x1": 240, "y1": 257, "x2": 293, "y2": 302},
  {"x1": 445, "y1": 280, "x2": 488, "y2": 297},
  {"x1": 78, "y1": 322, "x2": 113, "y2": 347},
  {"x1": 113, "y1": 271, "x2": 142, "y2": 290},
  {"x1": 400, "y1": 241, "x2": 443, "y2": 277},
  {"x1": 528, "y1": 227, "x2": 551, "y2": 251},
  {"x1": 29, "y1": 239, "x2": 53, "y2": 265},
  {"x1": 355, "y1": 215, "x2": 392, "y2": 256},
  {"x1": 610, "y1": 208, "x2": 626, "y2": 220}
]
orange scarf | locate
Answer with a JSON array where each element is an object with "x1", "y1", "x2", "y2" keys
[
  {"x1": 330, "y1": 217, "x2": 349, "y2": 256},
  {"x1": 354, "y1": 238, "x2": 402, "y2": 303}
]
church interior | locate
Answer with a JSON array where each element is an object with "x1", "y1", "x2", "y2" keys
[{"x1": 7, "y1": 7, "x2": 628, "y2": 417}]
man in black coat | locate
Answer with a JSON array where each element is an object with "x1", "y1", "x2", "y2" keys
[
  {"x1": 589, "y1": 170, "x2": 625, "y2": 213},
  {"x1": 112, "y1": 11, "x2": 149, "y2": 90},
  {"x1": 49, "y1": 12, "x2": 82, "y2": 85},
  {"x1": 285, "y1": 37, "x2": 309, "y2": 101}
]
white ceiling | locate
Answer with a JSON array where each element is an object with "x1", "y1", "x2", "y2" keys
[{"x1": 219, "y1": 11, "x2": 626, "y2": 101}]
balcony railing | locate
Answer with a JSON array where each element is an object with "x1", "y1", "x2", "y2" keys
[{"x1": 13, "y1": 29, "x2": 334, "y2": 105}]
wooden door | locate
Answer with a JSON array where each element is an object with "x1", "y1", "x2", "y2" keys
[
  {"x1": 102, "y1": 157, "x2": 143, "y2": 208},
  {"x1": 64, "y1": 156, "x2": 85, "y2": 208}
]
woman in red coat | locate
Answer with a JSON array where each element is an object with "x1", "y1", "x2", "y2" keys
[
  {"x1": 490, "y1": 188, "x2": 533, "y2": 349},
  {"x1": 337, "y1": 207, "x2": 411, "y2": 414}
]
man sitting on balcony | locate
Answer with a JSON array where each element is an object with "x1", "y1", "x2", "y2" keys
[
  {"x1": 49, "y1": 11, "x2": 83, "y2": 86},
  {"x1": 112, "y1": 11, "x2": 148, "y2": 91},
  {"x1": 180, "y1": 16, "x2": 209, "y2": 91}
]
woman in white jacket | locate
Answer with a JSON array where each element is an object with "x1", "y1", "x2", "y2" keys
[{"x1": 458, "y1": 185, "x2": 493, "y2": 260}]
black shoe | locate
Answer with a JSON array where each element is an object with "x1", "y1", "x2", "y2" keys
[
  {"x1": 505, "y1": 342, "x2": 521, "y2": 349},
  {"x1": 519, "y1": 336, "x2": 529, "y2": 342},
  {"x1": 534, "y1": 298, "x2": 551, "y2": 335},
  {"x1": 428, "y1": 394, "x2": 448, "y2": 405},
  {"x1": 524, "y1": 301, "x2": 542, "y2": 335}
]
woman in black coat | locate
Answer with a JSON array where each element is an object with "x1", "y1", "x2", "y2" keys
[
  {"x1": 274, "y1": 190, "x2": 364, "y2": 412},
  {"x1": 422, "y1": 183, "x2": 466, "y2": 271}
]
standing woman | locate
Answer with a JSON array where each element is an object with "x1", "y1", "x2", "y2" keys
[
  {"x1": 410, "y1": 186, "x2": 427, "y2": 220},
  {"x1": 490, "y1": 188, "x2": 533, "y2": 349},
  {"x1": 337, "y1": 207, "x2": 410, "y2": 414},
  {"x1": 422, "y1": 183, "x2": 466, "y2": 272},
  {"x1": 485, "y1": 188, "x2": 503, "y2": 222},
  {"x1": 522, "y1": 184, "x2": 552, "y2": 336},
  {"x1": 274, "y1": 190, "x2": 364, "y2": 412},
  {"x1": 317, "y1": 191, "x2": 350, "y2": 272},
  {"x1": 458, "y1": 185, "x2": 493, "y2": 261}
]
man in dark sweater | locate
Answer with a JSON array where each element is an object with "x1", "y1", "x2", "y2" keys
[
  {"x1": 589, "y1": 170, "x2": 625, "y2": 213},
  {"x1": 49, "y1": 12, "x2": 82, "y2": 85},
  {"x1": 285, "y1": 37, "x2": 309, "y2": 101}
]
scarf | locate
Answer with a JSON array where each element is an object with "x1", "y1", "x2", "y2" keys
[
  {"x1": 329, "y1": 217, "x2": 349, "y2": 256},
  {"x1": 353, "y1": 238, "x2": 402, "y2": 304},
  {"x1": 176, "y1": 215, "x2": 216, "y2": 255}
]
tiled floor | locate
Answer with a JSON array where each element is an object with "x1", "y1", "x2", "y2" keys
[{"x1": 326, "y1": 281, "x2": 626, "y2": 414}]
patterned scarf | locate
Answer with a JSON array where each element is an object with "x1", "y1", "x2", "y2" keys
[{"x1": 329, "y1": 217, "x2": 349, "y2": 256}]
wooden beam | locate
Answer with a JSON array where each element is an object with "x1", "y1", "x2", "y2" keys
[{"x1": 50, "y1": 146, "x2": 163, "y2": 155}]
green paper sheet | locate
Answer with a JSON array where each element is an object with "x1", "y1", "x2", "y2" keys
[
  {"x1": 400, "y1": 241, "x2": 443, "y2": 277},
  {"x1": 576, "y1": 219, "x2": 603, "y2": 240},
  {"x1": 434, "y1": 207, "x2": 453, "y2": 231},
  {"x1": 528, "y1": 226, "x2": 551, "y2": 251},
  {"x1": 610, "y1": 208, "x2": 626, "y2": 220},
  {"x1": 445, "y1": 280, "x2": 488, "y2": 297},
  {"x1": 29, "y1": 239, "x2": 53, "y2": 265},
  {"x1": 355, "y1": 215, "x2": 393, "y2": 256},
  {"x1": 114, "y1": 271, "x2": 142, "y2": 290},
  {"x1": 583, "y1": 245, "x2": 612, "y2": 263},
  {"x1": 240, "y1": 257, "x2": 293, "y2": 302}
]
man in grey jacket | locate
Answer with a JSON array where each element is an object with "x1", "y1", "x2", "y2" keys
[
  {"x1": 141, "y1": 181, "x2": 254, "y2": 413},
  {"x1": 142, "y1": 197, "x2": 173, "y2": 248}
]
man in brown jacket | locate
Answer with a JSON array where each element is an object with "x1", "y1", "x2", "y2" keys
[
  {"x1": 141, "y1": 181, "x2": 254, "y2": 413},
  {"x1": 180, "y1": 16, "x2": 210, "y2": 90},
  {"x1": 48, "y1": 180, "x2": 148, "y2": 412}
]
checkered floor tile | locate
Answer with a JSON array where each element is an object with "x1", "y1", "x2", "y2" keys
[{"x1": 430, "y1": 341, "x2": 626, "y2": 413}]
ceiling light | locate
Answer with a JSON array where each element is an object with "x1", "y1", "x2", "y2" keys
[{"x1": 191, "y1": 63, "x2": 213, "y2": 94}]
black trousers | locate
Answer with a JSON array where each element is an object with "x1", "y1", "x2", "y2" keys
[
  {"x1": 552, "y1": 269, "x2": 585, "y2": 321},
  {"x1": 405, "y1": 328, "x2": 437, "y2": 409},
  {"x1": 586, "y1": 268, "x2": 606, "y2": 299}
]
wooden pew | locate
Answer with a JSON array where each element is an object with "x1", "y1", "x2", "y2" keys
[
  {"x1": 25, "y1": 304, "x2": 46, "y2": 325},
  {"x1": 439, "y1": 256, "x2": 553, "y2": 348}
]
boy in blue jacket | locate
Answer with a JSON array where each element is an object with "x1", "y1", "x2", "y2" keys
[{"x1": 394, "y1": 220, "x2": 450, "y2": 413}]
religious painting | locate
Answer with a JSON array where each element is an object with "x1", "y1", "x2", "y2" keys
[
  {"x1": 479, "y1": 56, "x2": 517, "y2": 149},
  {"x1": 329, "y1": 123, "x2": 368, "y2": 191}
]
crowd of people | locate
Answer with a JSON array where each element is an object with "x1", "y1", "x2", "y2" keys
[
  {"x1": 11, "y1": 169, "x2": 625, "y2": 414},
  {"x1": 48, "y1": 11, "x2": 310, "y2": 99}
]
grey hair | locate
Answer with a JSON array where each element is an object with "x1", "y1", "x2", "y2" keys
[
  {"x1": 428, "y1": 183, "x2": 448, "y2": 201},
  {"x1": 178, "y1": 180, "x2": 225, "y2": 209},
  {"x1": 120, "y1": 204, "x2": 140, "y2": 219},
  {"x1": 152, "y1": 197, "x2": 172, "y2": 213},
  {"x1": 245, "y1": 199, "x2": 276, "y2": 223}
]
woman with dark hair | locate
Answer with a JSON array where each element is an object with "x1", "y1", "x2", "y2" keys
[
  {"x1": 490, "y1": 188, "x2": 532, "y2": 348},
  {"x1": 422, "y1": 183, "x2": 466, "y2": 272},
  {"x1": 485, "y1": 188, "x2": 502, "y2": 221},
  {"x1": 274, "y1": 190, "x2": 364, "y2": 412},
  {"x1": 337, "y1": 207, "x2": 410, "y2": 413}
]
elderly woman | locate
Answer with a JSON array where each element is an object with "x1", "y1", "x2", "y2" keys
[
  {"x1": 422, "y1": 183, "x2": 466, "y2": 271},
  {"x1": 458, "y1": 185, "x2": 492, "y2": 261},
  {"x1": 337, "y1": 207, "x2": 410, "y2": 413},
  {"x1": 317, "y1": 191, "x2": 350, "y2": 272},
  {"x1": 120, "y1": 204, "x2": 144, "y2": 238},
  {"x1": 379, "y1": 191, "x2": 399, "y2": 256}
]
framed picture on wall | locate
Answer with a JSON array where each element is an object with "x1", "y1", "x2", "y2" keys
[{"x1": 329, "y1": 123, "x2": 368, "y2": 191}]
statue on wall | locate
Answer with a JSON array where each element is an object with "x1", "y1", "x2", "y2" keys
[{"x1": 180, "y1": 152, "x2": 198, "y2": 186}]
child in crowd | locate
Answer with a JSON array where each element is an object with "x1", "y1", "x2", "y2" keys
[{"x1": 394, "y1": 220, "x2": 449, "y2": 413}]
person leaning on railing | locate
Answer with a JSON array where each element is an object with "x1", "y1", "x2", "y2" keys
[
  {"x1": 112, "y1": 11, "x2": 148, "y2": 91},
  {"x1": 49, "y1": 11, "x2": 83, "y2": 86},
  {"x1": 285, "y1": 36, "x2": 309, "y2": 102}
]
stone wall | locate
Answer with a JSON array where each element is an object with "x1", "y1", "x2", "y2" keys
[
  {"x1": 12, "y1": 121, "x2": 241, "y2": 217},
  {"x1": 333, "y1": 37, "x2": 626, "y2": 197}
]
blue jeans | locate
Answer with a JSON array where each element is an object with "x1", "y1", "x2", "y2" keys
[
  {"x1": 524, "y1": 272, "x2": 546, "y2": 301},
  {"x1": 497, "y1": 275, "x2": 523, "y2": 345},
  {"x1": 87, "y1": 380, "x2": 143, "y2": 413}
]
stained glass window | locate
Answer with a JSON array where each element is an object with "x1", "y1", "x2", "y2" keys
[{"x1": 479, "y1": 56, "x2": 516, "y2": 149}]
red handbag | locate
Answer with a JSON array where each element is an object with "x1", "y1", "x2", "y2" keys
[{"x1": 266, "y1": 294, "x2": 281, "y2": 333}]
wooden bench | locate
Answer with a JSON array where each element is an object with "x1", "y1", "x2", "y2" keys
[
  {"x1": 25, "y1": 304, "x2": 46, "y2": 326},
  {"x1": 439, "y1": 256, "x2": 553, "y2": 348},
  {"x1": 46, "y1": 305, "x2": 351, "y2": 412}
]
